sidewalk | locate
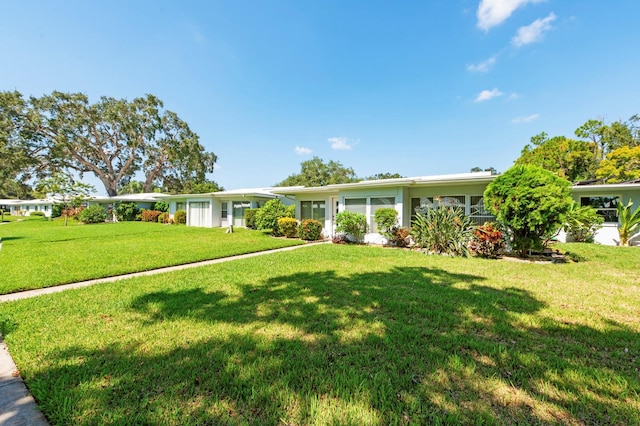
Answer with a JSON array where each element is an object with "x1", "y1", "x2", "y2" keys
[{"x1": 0, "y1": 242, "x2": 326, "y2": 424}]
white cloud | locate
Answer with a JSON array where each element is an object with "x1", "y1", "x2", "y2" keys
[
  {"x1": 477, "y1": 0, "x2": 545, "y2": 31},
  {"x1": 507, "y1": 92, "x2": 519, "y2": 100},
  {"x1": 294, "y1": 146, "x2": 313, "y2": 155},
  {"x1": 512, "y1": 12, "x2": 556, "y2": 46},
  {"x1": 511, "y1": 113, "x2": 539, "y2": 123},
  {"x1": 328, "y1": 137, "x2": 355, "y2": 150},
  {"x1": 467, "y1": 56, "x2": 497, "y2": 73},
  {"x1": 475, "y1": 88, "x2": 503, "y2": 102}
]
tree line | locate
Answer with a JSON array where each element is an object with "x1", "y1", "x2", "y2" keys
[
  {"x1": 515, "y1": 115, "x2": 640, "y2": 183},
  {"x1": 0, "y1": 90, "x2": 219, "y2": 198}
]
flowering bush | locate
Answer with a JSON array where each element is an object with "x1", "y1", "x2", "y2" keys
[{"x1": 278, "y1": 217, "x2": 299, "y2": 238}]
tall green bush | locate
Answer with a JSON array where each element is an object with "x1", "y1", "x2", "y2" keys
[
  {"x1": 564, "y1": 203, "x2": 603, "y2": 243},
  {"x1": 115, "y1": 202, "x2": 140, "y2": 221},
  {"x1": 78, "y1": 205, "x2": 107, "y2": 224},
  {"x1": 484, "y1": 165, "x2": 572, "y2": 257},
  {"x1": 255, "y1": 199, "x2": 293, "y2": 236},
  {"x1": 244, "y1": 208, "x2": 259, "y2": 229},
  {"x1": 174, "y1": 209, "x2": 187, "y2": 225},
  {"x1": 152, "y1": 201, "x2": 169, "y2": 212},
  {"x1": 374, "y1": 207, "x2": 398, "y2": 243},
  {"x1": 411, "y1": 207, "x2": 473, "y2": 256},
  {"x1": 335, "y1": 211, "x2": 367, "y2": 243}
]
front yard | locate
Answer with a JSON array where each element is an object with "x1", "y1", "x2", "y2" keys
[
  {"x1": 1, "y1": 243, "x2": 638, "y2": 424},
  {"x1": 0, "y1": 217, "x2": 304, "y2": 294}
]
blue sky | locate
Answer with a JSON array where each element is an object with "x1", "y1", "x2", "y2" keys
[{"x1": 2, "y1": 1, "x2": 639, "y2": 193}]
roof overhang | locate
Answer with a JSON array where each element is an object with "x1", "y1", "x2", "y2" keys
[
  {"x1": 571, "y1": 183, "x2": 640, "y2": 192},
  {"x1": 273, "y1": 172, "x2": 497, "y2": 195}
]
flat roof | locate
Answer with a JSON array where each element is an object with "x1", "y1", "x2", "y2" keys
[{"x1": 273, "y1": 172, "x2": 497, "y2": 194}]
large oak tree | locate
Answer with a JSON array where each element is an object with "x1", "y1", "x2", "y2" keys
[{"x1": 0, "y1": 91, "x2": 217, "y2": 196}]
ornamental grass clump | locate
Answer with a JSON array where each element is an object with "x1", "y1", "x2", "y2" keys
[{"x1": 411, "y1": 206, "x2": 473, "y2": 256}]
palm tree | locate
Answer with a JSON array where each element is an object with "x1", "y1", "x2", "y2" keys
[{"x1": 617, "y1": 199, "x2": 640, "y2": 246}]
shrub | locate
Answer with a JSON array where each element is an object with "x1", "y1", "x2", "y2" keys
[
  {"x1": 174, "y1": 210, "x2": 187, "y2": 225},
  {"x1": 411, "y1": 207, "x2": 473, "y2": 256},
  {"x1": 244, "y1": 208, "x2": 259, "y2": 229},
  {"x1": 277, "y1": 217, "x2": 299, "y2": 238},
  {"x1": 115, "y1": 202, "x2": 140, "y2": 221},
  {"x1": 469, "y1": 223, "x2": 505, "y2": 258},
  {"x1": 374, "y1": 208, "x2": 398, "y2": 243},
  {"x1": 77, "y1": 205, "x2": 107, "y2": 224},
  {"x1": 335, "y1": 211, "x2": 367, "y2": 243},
  {"x1": 158, "y1": 212, "x2": 169, "y2": 224},
  {"x1": 484, "y1": 165, "x2": 572, "y2": 257},
  {"x1": 255, "y1": 199, "x2": 293, "y2": 236},
  {"x1": 564, "y1": 203, "x2": 603, "y2": 243},
  {"x1": 617, "y1": 199, "x2": 640, "y2": 246},
  {"x1": 299, "y1": 219, "x2": 323, "y2": 241},
  {"x1": 29, "y1": 211, "x2": 45, "y2": 217},
  {"x1": 51, "y1": 204, "x2": 63, "y2": 218},
  {"x1": 332, "y1": 234, "x2": 350, "y2": 244},
  {"x1": 141, "y1": 209, "x2": 162, "y2": 223},
  {"x1": 153, "y1": 201, "x2": 169, "y2": 213},
  {"x1": 388, "y1": 226, "x2": 411, "y2": 248}
]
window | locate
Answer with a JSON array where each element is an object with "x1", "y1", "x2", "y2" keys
[
  {"x1": 232, "y1": 201, "x2": 251, "y2": 227},
  {"x1": 438, "y1": 195, "x2": 465, "y2": 209},
  {"x1": 176, "y1": 202, "x2": 186, "y2": 211},
  {"x1": 411, "y1": 197, "x2": 433, "y2": 223},
  {"x1": 470, "y1": 196, "x2": 495, "y2": 225},
  {"x1": 581, "y1": 196, "x2": 618, "y2": 223},
  {"x1": 221, "y1": 202, "x2": 228, "y2": 219},
  {"x1": 370, "y1": 197, "x2": 395, "y2": 232},
  {"x1": 344, "y1": 198, "x2": 366, "y2": 215},
  {"x1": 301, "y1": 200, "x2": 326, "y2": 221}
]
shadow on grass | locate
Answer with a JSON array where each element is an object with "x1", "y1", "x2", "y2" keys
[
  {"x1": 23, "y1": 267, "x2": 640, "y2": 425},
  {"x1": 0, "y1": 236, "x2": 24, "y2": 241}
]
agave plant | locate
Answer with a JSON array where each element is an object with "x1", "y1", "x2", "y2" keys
[{"x1": 617, "y1": 199, "x2": 640, "y2": 246}]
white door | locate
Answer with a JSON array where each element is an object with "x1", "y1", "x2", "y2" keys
[{"x1": 330, "y1": 197, "x2": 339, "y2": 236}]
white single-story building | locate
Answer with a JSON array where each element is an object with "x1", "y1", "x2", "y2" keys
[
  {"x1": 0, "y1": 193, "x2": 164, "y2": 219},
  {"x1": 272, "y1": 172, "x2": 640, "y2": 246},
  {"x1": 3, "y1": 173, "x2": 639, "y2": 245},
  {"x1": 158, "y1": 188, "x2": 291, "y2": 228},
  {"x1": 0, "y1": 198, "x2": 56, "y2": 217}
]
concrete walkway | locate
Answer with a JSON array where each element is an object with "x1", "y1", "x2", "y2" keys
[{"x1": 0, "y1": 242, "x2": 325, "y2": 425}]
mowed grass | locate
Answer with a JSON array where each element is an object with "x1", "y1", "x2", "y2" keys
[
  {"x1": 1, "y1": 243, "x2": 639, "y2": 425},
  {"x1": 0, "y1": 217, "x2": 303, "y2": 294}
]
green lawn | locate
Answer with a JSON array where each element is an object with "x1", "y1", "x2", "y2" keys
[
  {"x1": 1, "y1": 243, "x2": 638, "y2": 425},
  {"x1": 0, "y1": 218, "x2": 304, "y2": 294}
]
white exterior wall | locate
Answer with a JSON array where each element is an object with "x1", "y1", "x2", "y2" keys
[
  {"x1": 339, "y1": 187, "x2": 405, "y2": 244},
  {"x1": 295, "y1": 194, "x2": 334, "y2": 238},
  {"x1": 557, "y1": 188, "x2": 640, "y2": 246}
]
